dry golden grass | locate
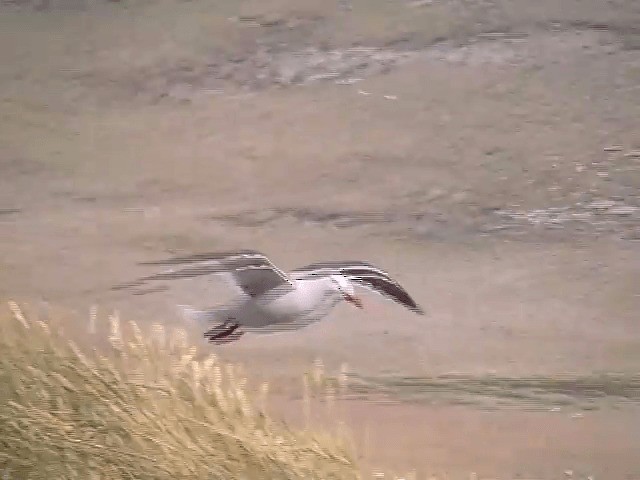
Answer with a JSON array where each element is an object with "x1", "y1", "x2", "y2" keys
[{"x1": 0, "y1": 301, "x2": 360, "y2": 480}]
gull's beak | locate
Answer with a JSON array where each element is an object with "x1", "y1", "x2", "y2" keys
[{"x1": 344, "y1": 293, "x2": 364, "y2": 309}]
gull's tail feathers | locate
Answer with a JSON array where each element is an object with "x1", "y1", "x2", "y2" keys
[{"x1": 177, "y1": 305, "x2": 227, "y2": 325}]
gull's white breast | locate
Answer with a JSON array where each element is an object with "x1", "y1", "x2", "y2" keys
[{"x1": 237, "y1": 277, "x2": 335, "y2": 328}]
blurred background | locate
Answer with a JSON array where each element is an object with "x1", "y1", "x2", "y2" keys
[{"x1": 1, "y1": 0, "x2": 639, "y2": 478}]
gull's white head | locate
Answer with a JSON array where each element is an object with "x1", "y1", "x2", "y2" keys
[{"x1": 329, "y1": 275, "x2": 363, "y2": 309}]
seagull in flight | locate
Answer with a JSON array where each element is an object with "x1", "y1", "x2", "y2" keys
[{"x1": 113, "y1": 250, "x2": 424, "y2": 344}]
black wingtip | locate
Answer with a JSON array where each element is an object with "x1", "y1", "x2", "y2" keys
[
  {"x1": 413, "y1": 304, "x2": 426, "y2": 316},
  {"x1": 110, "y1": 280, "x2": 145, "y2": 291},
  {"x1": 137, "y1": 249, "x2": 266, "y2": 266}
]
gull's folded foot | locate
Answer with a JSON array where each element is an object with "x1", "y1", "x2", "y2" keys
[{"x1": 204, "y1": 323, "x2": 242, "y2": 344}]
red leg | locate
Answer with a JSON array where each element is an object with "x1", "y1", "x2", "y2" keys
[
  {"x1": 204, "y1": 323, "x2": 242, "y2": 344},
  {"x1": 210, "y1": 329, "x2": 244, "y2": 345}
]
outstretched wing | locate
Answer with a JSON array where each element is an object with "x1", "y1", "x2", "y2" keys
[
  {"x1": 291, "y1": 260, "x2": 424, "y2": 315},
  {"x1": 113, "y1": 250, "x2": 292, "y2": 298}
]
